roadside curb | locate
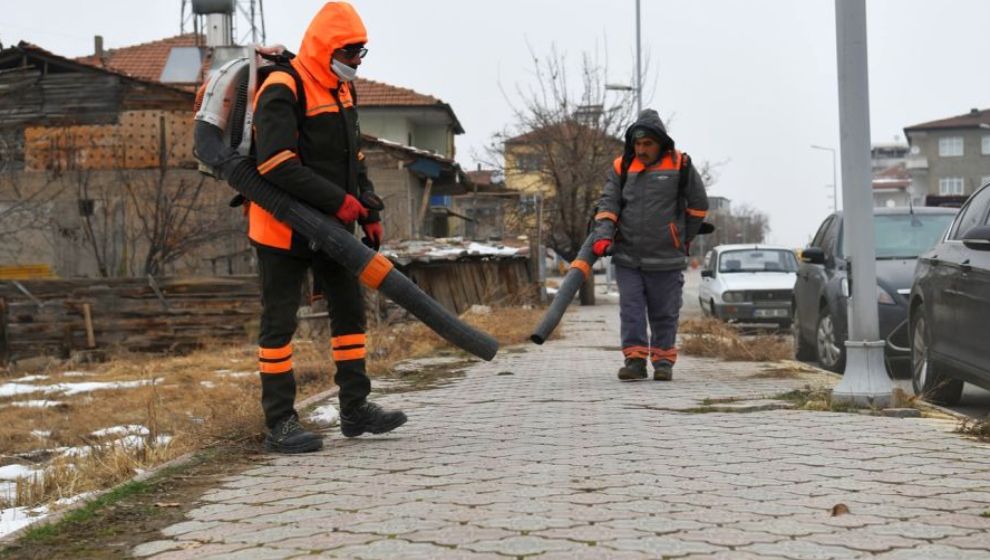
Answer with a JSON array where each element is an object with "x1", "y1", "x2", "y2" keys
[
  {"x1": 780, "y1": 359, "x2": 968, "y2": 422},
  {"x1": 0, "y1": 386, "x2": 341, "y2": 546}
]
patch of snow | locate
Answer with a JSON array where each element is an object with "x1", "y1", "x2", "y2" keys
[
  {"x1": 60, "y1": 371, "x2": 92, "y2": 377},
  {"x1": 200, "y1": 381, "x2": 217, "y2": 388},
  {"x1": 0, "y1": 505, "x2": 48, "y2": 539},
  {"x1": 465, "y1": 242, "x2": 520, "y2": 256},
  {"x1": 0, "y1": 384, "x2": 46, "y2": 398},
  {"x1": 30, "y1": 430, "x2": 51, "y2": 439},
  {"x1": 546, "y1": 287, "x2": 559, "y2": 296},
  {"x1": 309, "y1": 404, "x2": 339, "y2": 427},
  {"x1": 215, "y1": 370, "x2": 253, "y2": 378},
  {"x1": 45, "y1": 378, "x2": 162, "y2": 396},
  {"x1": 0, "y1": 465, "x2": 41, "y2": 481},
  {"x1": 9, "y1": 400, "x2": 63, "y2": 408},
  {"x1": 12, "y1": 375, "x2": 48, "y2": 383},
  {"x1": 115, "y1": 435, "x2": 172, "y2": 450},
  {"x1": 90, "y1": 425, "x2": 149, "y2": 438}
]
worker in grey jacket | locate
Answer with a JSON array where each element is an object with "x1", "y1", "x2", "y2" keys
[{"x1": 592, "y1": 109, "x2": 709, "y2": 381}]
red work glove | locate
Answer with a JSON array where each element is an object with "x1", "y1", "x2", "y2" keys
[
  {"x1": 362, "y1": 221, "x2": 383, "y2": 251},
  {"x1": 592, "y1": 238, "x2": 613, "y2": 257},
  {"x1": 334, "y1": 194, "x2": 369, "y2": 224}
]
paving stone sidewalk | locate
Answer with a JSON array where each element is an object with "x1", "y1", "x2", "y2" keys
[{"x1": 136, "y1": 303, "x2": 990, "y2": 559}]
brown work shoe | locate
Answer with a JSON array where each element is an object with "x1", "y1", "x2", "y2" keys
[
  {"x1": 617, "y1": 358, "x2": 648, "y2": 381},
  {"x1": 653, "y1": 360, "x2": 674, "y2": 381}
]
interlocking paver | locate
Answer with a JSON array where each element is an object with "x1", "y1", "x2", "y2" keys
[{"x1": 133, "y1": 302, "x2": 990, "y2": 558}]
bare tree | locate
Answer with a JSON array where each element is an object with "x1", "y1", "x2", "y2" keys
[{"x1": 489, "y1": 46, "x2": 636, "y2": 262}]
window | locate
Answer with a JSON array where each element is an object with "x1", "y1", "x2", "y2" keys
[
  {"x1": 983, "y1": 135, "x2": 990, "y2": 155},
  {"x1": 938, "y1": 137, "x2": 964, "y2": 157},
  {"x1": 873, "y1": 213, "x2": 955, "y2": 258},
  {"x1": 515, "y1": 153, "x2": 545, "y2": 172},
  {"x1": 810, "y1": 216, "x2": 833, "y2": 249},
  {"x1": 718, "y1": 249, "x2": 798, "y2": 273},
  {"x1": 939, "y1": 177, "x2": 965, "y2": 196},
  {"x1": 949, "y1": 187, "x2": 990, "y2": 240}
]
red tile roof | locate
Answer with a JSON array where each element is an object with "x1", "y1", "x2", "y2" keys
[
  {"x1": 74, "y1": 35, "x2": 462, "y2": 131},
  {"x1": 904, "y1": 108, "x2": 990, "y2": 132},
  {"x1": 354, "y1": 77, "x2": 439, "y2": 106},
  {"x1": 76, "y1": 34, "x2": 204, "y2": 84},
  {"x1": 872, "y1": 163, "x2": 910, "y2": 190}
]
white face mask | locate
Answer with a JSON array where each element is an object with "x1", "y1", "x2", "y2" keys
[{"x1": 331, "y1": 58, "x2": 358, "y2": 82}]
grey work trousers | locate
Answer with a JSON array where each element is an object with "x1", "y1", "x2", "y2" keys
[{"x1": 614, "y1": 263, "x2": 683, "y2": 365}]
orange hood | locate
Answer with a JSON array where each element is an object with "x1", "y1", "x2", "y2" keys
[{"x1": 294, "y1": 2, "x2": 367, "y2": 90}]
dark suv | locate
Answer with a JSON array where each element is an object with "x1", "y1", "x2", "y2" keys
[
  {"x1": 793, "y1": 207, "x2": 957, "y2": 373},
  {"x1": 909, "y1": 183, "x2": 990, "y2": 404}
]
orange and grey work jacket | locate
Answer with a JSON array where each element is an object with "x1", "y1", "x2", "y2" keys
[
  {"x1": 250, "y1": 1, "x2": 377, "y2": 252},
  {"x1": 593, "y1": 151, "x2": 709, "y2": 271}
]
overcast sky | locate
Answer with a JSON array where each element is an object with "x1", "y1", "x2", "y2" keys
[{"x1": 3, "y1": 0, "x2": 989, "y2": 246}]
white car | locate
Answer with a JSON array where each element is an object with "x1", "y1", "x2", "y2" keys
[{"x1": 698, "y1": 244, "x2": 799, "y2": 327}]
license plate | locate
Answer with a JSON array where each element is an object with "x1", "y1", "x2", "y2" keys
[{"x1": 754, "y1": 308, "x2": 788, "y2": 318}]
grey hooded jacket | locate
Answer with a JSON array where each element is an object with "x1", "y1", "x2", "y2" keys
[{"x1": 593, "y1": 110, "x2": 709, "y2": 271}]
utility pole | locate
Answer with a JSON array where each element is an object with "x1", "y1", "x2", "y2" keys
[
  {"x1": 811, "y1": 144, "x2": 839, "y2": 211},
  {"x1": 831, "y1": 0, "x2": 891, "y2": 407},
  {"x1": 635, "y1": 0, "x2": 642, "y2": 115}
]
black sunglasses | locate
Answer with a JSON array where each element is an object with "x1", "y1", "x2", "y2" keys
[{"x1": 337, "y1": 46, "x2": 368, "y2": 59}]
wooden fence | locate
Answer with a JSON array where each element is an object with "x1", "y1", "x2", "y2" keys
[{"x1": 0, "y1": 256, "x2": 534, "y2": 365}]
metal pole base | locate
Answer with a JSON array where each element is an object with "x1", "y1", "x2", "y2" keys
[{"x1": 831, "y1": 340, "x2": 892, "y2": 408}]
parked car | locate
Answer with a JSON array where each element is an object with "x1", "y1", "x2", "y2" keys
[
  {"x1": 793, "y1": 207, "x2": 957, "y2": 373},
  {"x1": 699, "y1": 244, "x2": 799, "y2": 328},
  {"x1": 909, "y1": 182, "x2": 990, "y2": 404}
]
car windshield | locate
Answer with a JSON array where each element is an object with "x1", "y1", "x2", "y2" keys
[
  {"x1": 718, "y1": 249, "x2": 798, "y2": 273},
  {"x1": 873, "y1": 214, "x2": 955, "y2": 259}
]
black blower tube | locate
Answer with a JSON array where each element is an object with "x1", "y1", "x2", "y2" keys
[
  {"x1": 530, "y1": 233, "x2": 598, "y2": 345},
  {"x1": 194, "y1": 122, "x2": 499, "y2": 361}
]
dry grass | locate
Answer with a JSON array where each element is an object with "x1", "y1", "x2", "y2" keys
[
  {"x1": 1, "y1": 305, "x2": 545, "y2": 510},
  {"x1": 679, "y1": 318, "x2": 791, "y2": 362},
  {"x1": 956, "y1": 416, "x2": 990, "y2": 442}
]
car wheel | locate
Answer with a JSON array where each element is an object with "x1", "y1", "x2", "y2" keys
[
  {"x1": 709, "y1": 300, "x2": 718, "y2": 320},
  {"x1": 911, "y1": 310, "x2": 963, "y2": 405},
  {"x1": 792, "y1": 304, "x2": 815, "y2": 361},
  {"x1": 816, "y1": 304, "x2": 846, "y2": 372}
]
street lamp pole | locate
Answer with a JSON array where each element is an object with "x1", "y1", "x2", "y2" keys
[
  {"x1": 831, "y1": 0, "x2": 891, "y2": 407},
  {"x1": 811, "y1": 144, "x2": 838, "y2": 210},
  {"x1": 635, "y1": 0, "x2": 642, "y2": 115}
]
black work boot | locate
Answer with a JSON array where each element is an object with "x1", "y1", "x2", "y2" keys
[
  {"x1": 264, "y1": 414, "x2": 323, "y2": 454},
  {"x1": 617, "y1": 358, "x2": 648, "y2": 381},
  {"x1": 340, "y1": 401, "x2": 407, "y2": 438},
  {"x1": 653, "y1": 360, "x2": 674, "y2": 381}
]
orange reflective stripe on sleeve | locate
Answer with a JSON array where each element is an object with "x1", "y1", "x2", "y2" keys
[
  {"x1": 332, "y1": 347, "x2": 367, "y2": 361},
  {"x1": 595, "y1": 211, "x2": 618, "y2": 222},
  {"x1": 686, "y1": 208, "x2": 708, "y2": 218},
  {"x1": 359, "y1": 254, "x2": 394, "y2": 289},
  {"x1": 570, "y1": 259, "x2": 591, "y2": 280},
  {"x1": 257, "y1": 150, "x2": 297, "y2": 175},
  {"x1": 669, "y1": 223, "x2": 681, "y2": 249},
  {"x1": 332, "y1": 333, "x2": 366, "y2": 348},
  {"x1": 258, "y1": 344, "x2": 292, "y2": 360}
]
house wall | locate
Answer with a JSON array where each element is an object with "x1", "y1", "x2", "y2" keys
[
  {"x1": 0, "y1": 169, "x2": 245, "y2": 278},
  {"x1": 363, "y1": 150, "x2": 424, "y2": 241},
  {"x1": 411, "y1": 123, "x2": 452, "y2": 158},
  {"x1": 360, "y1": 113, "x2": 412, "y2": 147},
  {"x1": 907, "y1": 128, "x2": 990, "y2": 198},
  {"x1": 360, "y1": 109, "x2": 454, "y2": 158},
  {"x1": 873, "y1": 190, "x2": 910, "y2": 208}
]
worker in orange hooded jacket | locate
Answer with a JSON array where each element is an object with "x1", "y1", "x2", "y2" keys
[{"x1": 251, "y1": 2, "x2": 405, "y2": 453}]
